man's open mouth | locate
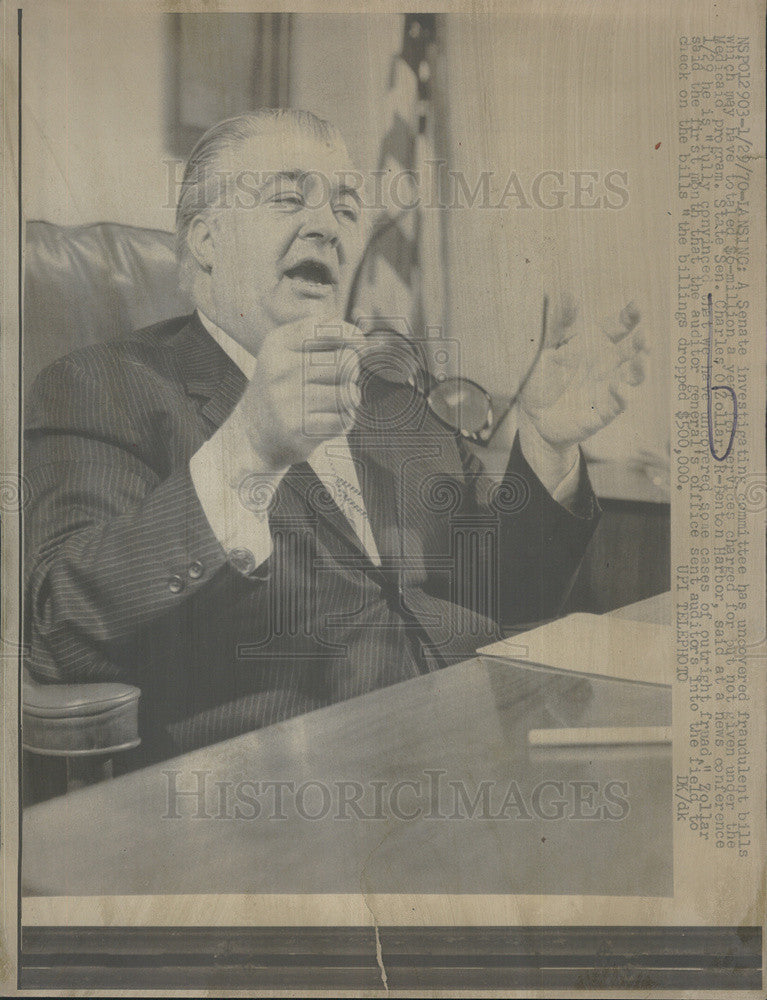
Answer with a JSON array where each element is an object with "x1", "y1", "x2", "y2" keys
[{"x1": 283, "y1": 260, "x2": 336, "y2": 286}]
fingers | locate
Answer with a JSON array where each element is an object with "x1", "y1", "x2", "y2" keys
[
  {"x1": 302, "y1": 411, "x2": 353, "y2": 440},
  {"x1": 615, "y1": 322, "x2": 648, "y2": 388},
  {"x1": 304, "y1": 345, "x2": 361, "y2": 387},
  {"x1": 282, "y1": 318, "x2": 362, "y2": 353},
  {"x1": 617, "y1": 353, "x2": 646, "y2": 387},
  {"x1": 241, "y1": 319, "x2": 365, "y2": 466},
  {"x1": 545, "y1": 292, "x2": 579, "y2": 349},
  {"x1": 619, "y1": 301, "x2": 641, "y2": 330},
  {"x1": 302, "y1": 385, "x2": 359, "y2": 429},
  {"x1": 302, "y1": 363, "x2": 361, "y2": 417},
  {"x1": 607, "y1": 376, "x2": 628, "y2": 414},
  {"x1": 303, "y1": 363, "x2": 355, "y2": 387},
  {"x1": 603, "y1": 302, "x2": 648, "y2": 393},
  {"x1": 301, "y1": 337, "x2": 358, "y2": 354},
  {"x1": 549, "y1": 336, "x2": 584, "y2": 372},
  {"x1": 618, "y1": 327, "x2": 647, "y2": 362},
  {"x1": 587, "y1": 376, "x2": 627, "y2": 427},
  {"x1": 604, "y1": 300, "x2": 641, "y2": 343},
  {"x1": 590, "y1": 353, "x2": 644, "y2": 433},
  {"x1": 299, "y1": 318, "x2": 362, "y2": 392}
]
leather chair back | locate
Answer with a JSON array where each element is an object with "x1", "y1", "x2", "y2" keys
[{"x1": 24, "y1": 220, "x2": 192, "y2": 390}]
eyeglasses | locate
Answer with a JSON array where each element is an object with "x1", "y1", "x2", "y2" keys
[
  {"x1": 346, "y1": 210, "x2": 547, "y2": 446},
  {"x1": 349, "y1": 310, "x2": 547, "y2": 447},
  {"x1": 352, "y1": 328, "x2": 509, "y2": 445}
]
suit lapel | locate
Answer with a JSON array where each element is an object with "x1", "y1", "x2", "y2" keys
[{"x1": 173, "y1": 312, "x2": 249, "y2": 431}]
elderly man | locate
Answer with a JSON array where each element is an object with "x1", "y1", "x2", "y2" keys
[{"x1": 24, "y1": 109, "x2": 645, "y2": 763}]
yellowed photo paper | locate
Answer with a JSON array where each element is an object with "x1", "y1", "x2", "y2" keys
[{"x1": 1, "y1": 0, "x2": 765, "y2": 994}]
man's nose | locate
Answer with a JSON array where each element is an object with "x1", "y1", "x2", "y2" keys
[{"x1": 299, "y1": 201, "x2": 340, "y2": 246}]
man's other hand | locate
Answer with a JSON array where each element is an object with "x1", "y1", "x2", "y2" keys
[{"x1": 518, "y1": 295, "x2": 648, "y2": 453}]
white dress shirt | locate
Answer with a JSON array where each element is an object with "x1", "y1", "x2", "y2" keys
[{"x1": 189, "y1": 312, "x2": 580, "y2": 575}]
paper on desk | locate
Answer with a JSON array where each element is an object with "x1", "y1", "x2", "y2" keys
[{"x1": 478, "y1": 613, "x2": 674, "y2": 687}]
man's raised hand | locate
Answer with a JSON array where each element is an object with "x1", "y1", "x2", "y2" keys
[
  {"x1": 518, "y1": 295, "x2": 648, "y2": 452},
  {"x1": 234, "y1": 317, "x2": 362, "y2": 472}
]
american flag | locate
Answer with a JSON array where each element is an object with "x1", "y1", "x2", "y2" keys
[{"x1": 347, "y1": 15, "x2": 445, "y2": 345}]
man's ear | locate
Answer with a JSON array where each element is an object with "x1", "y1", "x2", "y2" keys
[{"x1": 186, "y1": 214, "x2": 216, "y2": 273}]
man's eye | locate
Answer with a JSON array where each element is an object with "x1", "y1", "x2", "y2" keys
[{"x1": 333, "y1": 203, "x2": 359, "y2": 223}]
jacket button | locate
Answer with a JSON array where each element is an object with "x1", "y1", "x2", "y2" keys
[
  {"x1": 188, "y1": 560, "x2": 204, "y2": 580},
  {"x1": 227, "y1": 547, "x2": 256, "y2": 576},
  {"x1": 168, "y1": 574, "x2": 184, "y2": 594}
]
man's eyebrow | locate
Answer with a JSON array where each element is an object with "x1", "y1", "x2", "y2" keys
[
  {"x1": 336, "y1": 184, "x2": 363, "y2": 208},
  {"x1": 261, "y1": 170, "x2": 303, "y2": 188}
]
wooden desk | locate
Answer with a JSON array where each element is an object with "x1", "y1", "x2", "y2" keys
[{"x1": 22, "y1": 594, "x2": 672, "y2": 897}]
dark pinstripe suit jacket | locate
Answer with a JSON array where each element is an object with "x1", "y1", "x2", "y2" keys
[{"x1": 25, "y1": 313, "x2": 600, "y2": 761}]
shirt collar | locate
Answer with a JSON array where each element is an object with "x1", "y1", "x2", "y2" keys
[{"x1": 197, "y1": 310, "x2": 257, "y2": 381}]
